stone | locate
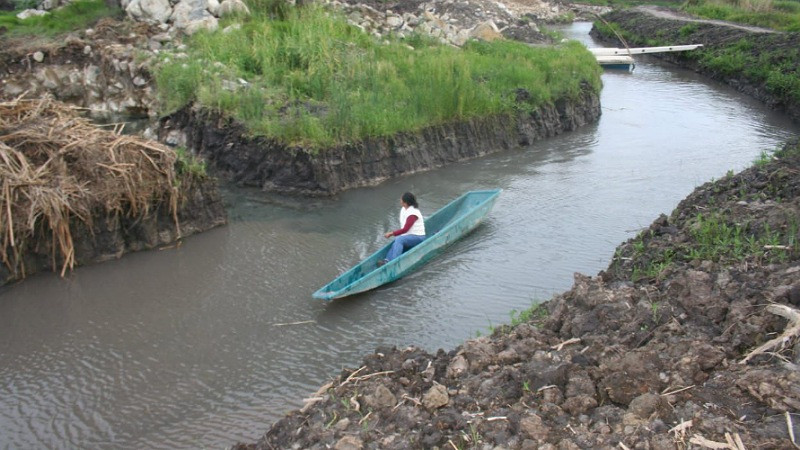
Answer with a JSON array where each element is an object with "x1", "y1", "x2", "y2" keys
[
  {"x1": 126, "y1": 0, "x2": 172, "y2": 24},
  {"x1": 171, "y1": 0, "x2": 211, "y2": 28},
  {"x1": 519, "y1": 413, "x2": 549, "y2": 441},
  {"x1": 133, "y1": 76, "x2": 148, "y2": 87},
  {"x1": 3, "y1": 81, "x2": 27, "y2": 96},
  {"x1": 33, "y1": 51, "x2": 45, "y2": 63},
  {"x1": 41, "y1": 67, "x2": 61, "y2": 90},
  {"x1": 453, "y1": 29, "x2": 471, "y2": 46},
  {"x1": 561, "y1": 395, "x2": 598, "y2": 415},
  {"x1": 334, "y1": 435, "x2": 363, "y2": 450},
  {"x1": 165, "y1": 130, "x2": 186, "y2": 147},
  {"x1": 470, "y1": 20, "x2": 502, "y2": 41},
  {"x1": 462, "y1": 338, "x2": 495, "y2": 371},
  {"x1": 207, "y1": 0, "x2": 220, "y2": 15},
  {"x1": 41, "y1": 0, "x2": 60, "y2": 10},
  {"x1": 218, "y1": 0, "x2": 250, "y2": 17},
  {"x1": 365, "y1": 384, "x2": 396, "y2": 409},
  {"x1": 422, "y1": 383, "x2": 449, "y2": 409},
  {"x1": 386, "y1": 15, "x2": 403, "y2": 28},
  {"x1": 184, "y1": 17, "x2": 219, "y2": 35},
  {"x1": 446, "y1": 355, "x2": 468, "y2": 378},
  {"x1": 152, "y1": 32, "x2": 173, "y2": 42},
  {"x1": 83, "y1": 45, "x2": 93, "y2": 55},
  {"x1": 17, "y1": 9, "x2": 48, "y2": 20},
  {"x1": 334, "y1": 417, "x2": 350, "y2": 431},
  {"x1": 84, "y1": 65, "x2": 102, "y2": 87}
]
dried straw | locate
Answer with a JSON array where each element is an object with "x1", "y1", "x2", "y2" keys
[{"x1": 0, "y1": 96, "x2": 181, "y2": 278}]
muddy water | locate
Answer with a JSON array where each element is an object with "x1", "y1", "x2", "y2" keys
[{"x1": 1, "y1": 22, "x2": 798, "y2": 448}]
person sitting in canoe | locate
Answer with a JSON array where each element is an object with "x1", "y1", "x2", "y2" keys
[{"x1": 378, "y1": 192, "x2": 426, "y2": 266}]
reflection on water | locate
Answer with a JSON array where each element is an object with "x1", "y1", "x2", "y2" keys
[{"x1": 1, "y1": 22, "x2": 798, "y2": 448}]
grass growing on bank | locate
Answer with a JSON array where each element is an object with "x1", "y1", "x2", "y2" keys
[
  {"x1": 155, "y1": 3, "x2": 601, "y2": 148},
  {"x1": 698, "y1": 40, "x2": 800, "y2": 104},
  {"x1": 0, "y1": 0, "x2": 117, "y2": 36},
  {"x1": 593, "y1": 20, "x2": 800, "y2": 106},
  {"x1": 682, "y1": 0, "x2": 800, "y2": 32}
]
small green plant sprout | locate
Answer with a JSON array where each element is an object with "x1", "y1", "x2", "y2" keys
[
  {"x1": 523, "y1": 380, "x2": 532, "y2": 393},
  {"x1": 753, "y1": 149, "x2": 774, "y2": 167},
  {"x1": 174, "y1": 146, "x2": 207, "y2": 178},
  {"x1": 466, "y1": 423, "x2": 482, "y2": 445},
  {"x1": 360, "y1": 415, "x2": 370, "y2": 432},
  {"x1": 633, "y1": 235, "x2": 646, "y2": 255},
  {"x1": 650, "y1": 300, "x2": 661, "y2": 323}
]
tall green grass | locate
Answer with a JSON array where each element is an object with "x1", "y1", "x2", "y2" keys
[
  {"x1": 155, "y1": 4, "x2": 601, "y2": 148},
  {"x1": 0, "y1": 0, "x2": 116, "y2": 36},
  {"x1": 683, "y1": 0, "x2": 800, "y2": 31}
]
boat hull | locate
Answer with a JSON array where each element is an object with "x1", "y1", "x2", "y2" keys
[{"x1": 313, "y1": 190, "x2": 502, "y2": 300}]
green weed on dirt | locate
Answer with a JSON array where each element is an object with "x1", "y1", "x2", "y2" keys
[
  {"x1": 0, "y1": 0, "x2": 116, "y2": 36},
  {"x1": 621, "y1": 213, "x2": 797, "y2": 283},
  {"x1": 154, "y1": 3, "x2": 601, "y2": 148}
]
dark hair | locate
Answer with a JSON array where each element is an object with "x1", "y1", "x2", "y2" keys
[{"x1": 402, "y1": 192, "x2": 418, "y2": 208}]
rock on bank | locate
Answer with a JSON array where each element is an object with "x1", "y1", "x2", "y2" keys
[
  {"x1": 0, "y1": 97, "x2": 226, "y2": 287},
  {"x1": 160, "y1": 85, "x2": 600, "y2": 195}
]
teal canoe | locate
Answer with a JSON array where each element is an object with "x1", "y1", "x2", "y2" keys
[{"x1": 313, "y1": 189, "x2": 502, "y2": 301}]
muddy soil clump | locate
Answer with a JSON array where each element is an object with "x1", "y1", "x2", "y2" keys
[{"x1": 235, "y1": 141, "x2": 800, "y2": 448}]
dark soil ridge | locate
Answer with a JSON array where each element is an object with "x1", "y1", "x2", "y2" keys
[
  {"x1": 159, "y1": 85, "x2": 601, "y2": 195},
  {"x1": 0, "y1": 178, "x2": 227, "y2": 287},
  {"x1": 591, "y1": 8, "x2": 800, "y2": 123},
  {"x1": 235, "y1": 141, "x2": 800, "y2": 449}
]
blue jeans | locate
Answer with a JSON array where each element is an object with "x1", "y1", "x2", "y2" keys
[{"x1": 386, "y1": 234, "x2": 425, "y2": 261}]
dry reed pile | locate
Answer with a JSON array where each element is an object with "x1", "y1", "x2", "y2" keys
[{"x1": 0, "y1": 96, "x2": 180, "y2": 279}]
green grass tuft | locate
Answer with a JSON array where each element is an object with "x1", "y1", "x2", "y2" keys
[{"x1": 154, "y1": 4, "x2": 601, "y2": 148}]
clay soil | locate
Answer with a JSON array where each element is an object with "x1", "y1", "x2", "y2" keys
[{"x1": 235, "y1": 141, "x2": 800, "y2": 449}]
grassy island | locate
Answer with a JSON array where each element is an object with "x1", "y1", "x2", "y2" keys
[{"x1": 155, "y1": 1, "x2": 602, "y2": 148}]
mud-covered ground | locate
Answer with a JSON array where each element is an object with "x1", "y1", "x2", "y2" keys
[{"x1": 235, "y1": 141, "x2": 800, "y2": 449}]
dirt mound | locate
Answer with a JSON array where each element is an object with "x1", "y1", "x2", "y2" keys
[
  {"x1": 0, "y1": 96, "x2": 185, "y2": 280},
  {"x1": 235, "y1": 141, "x2": 800, "y2": 449}
]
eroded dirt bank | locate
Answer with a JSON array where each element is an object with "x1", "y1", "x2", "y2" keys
[
  {"x1": 160, "y1": 85, "x2": 600, "y2": 195},
  {"x1": 234, "y1": 140, "x2": 800, "y2": 449},
  {"x1": 591, "y1": 7, "x2": 800, "y2": 123}
]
